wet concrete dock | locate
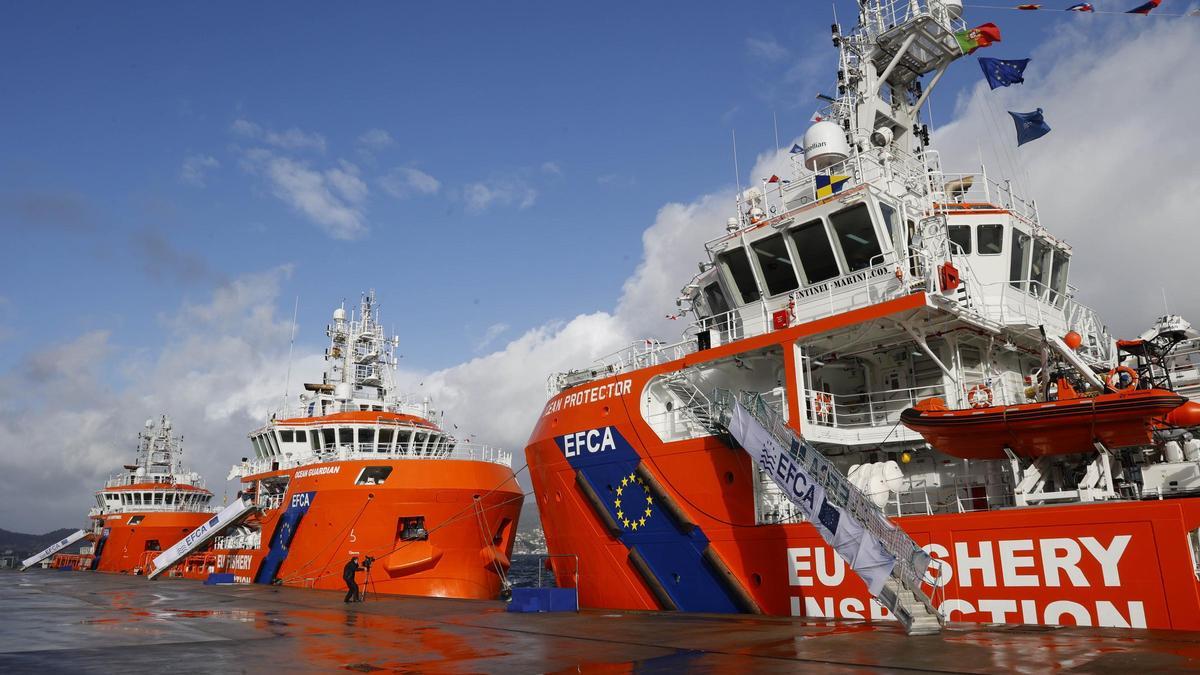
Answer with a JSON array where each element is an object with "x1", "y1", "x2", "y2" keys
[{"x1": 3, "y1": 570, "x2": 1199, "y2": 673}]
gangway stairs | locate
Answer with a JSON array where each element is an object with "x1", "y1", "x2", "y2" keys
[
  {"x1": 147, "y1": 495, "x2": 256, "y2": 580},
  {"x1": 667, "y1": 378, "x2": 943, "y2": 635},
  {"x1": 20, "y1": 529, "x2": 88, "y2": 570}
]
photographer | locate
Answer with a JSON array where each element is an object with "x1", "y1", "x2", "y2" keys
[{"x1": 342, "y1": 556, "x2": 362, "y2": 603}]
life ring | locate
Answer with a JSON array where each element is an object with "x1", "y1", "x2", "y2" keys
[
  {"x1": 894, "y1": 268, "x2": 903, "y2": 280},
  {"x1": 1106, "y1": 366, "x2": 1139, "y2": 391},
  {"x1": 966, "y1": 384, "x2": 993, "y2": 409},
  {"x1": 814, "y1": 392, "x2": 833, "y2": 418}
]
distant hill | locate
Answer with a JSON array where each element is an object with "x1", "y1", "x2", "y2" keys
[{"x1": 0, "y1": 528, "x2": 77, "y2": 556}]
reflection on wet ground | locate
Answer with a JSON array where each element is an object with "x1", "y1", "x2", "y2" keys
[{"x1": 2, "y1": 571, "x2": 1198, "y2": 673}]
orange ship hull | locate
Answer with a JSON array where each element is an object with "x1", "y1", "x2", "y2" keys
[
  {"x1": 174, "y1": 458, "x2": 524, "y2": 601},
  {"x1": 92, "y1": 511, "x2": 214, "y2": 574}
]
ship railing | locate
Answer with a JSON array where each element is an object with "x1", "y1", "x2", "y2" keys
[
  {"x1": 236, "y1": 442, "x2": 513, "y2": 477},
  {"x1": 954, "y1": 485, "x2": 1017, "y2": 513},
  {"x1": 212, "y1": 531, "x2": 260, "y2": 551},
  {"x1": 973, "y1": 278, "x2": 1112, "y2": 359},
  {"x1": 103, "y1": 472, "x2": 207, "y2": 489},
  {"x1": 861, "y1": 0, "x2": 967, "y2": 39},
  {"x1": 932, "y1": 171, "x2": 1040, "y2": 226}
]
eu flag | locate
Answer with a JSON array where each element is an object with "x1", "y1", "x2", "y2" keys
[
  {"x1": 978, "y1": 57, "x2": 1030, "y2": 90},
  {"x1": 1009, "y1": 109, "x2": 1051, "y2": 146}
]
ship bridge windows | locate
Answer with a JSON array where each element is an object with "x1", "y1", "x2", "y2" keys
[
  {"x1": 717, "y1": 248, "x2": 761, "y2": 304},
  {"x1": 1049, "y1": 252, "x2": 1070, "y2": 306},
  {"x1": 829, "y1": 203, "x2": 882, "y2": 271},
  {"x1": 338, "y1": 427, "x2": 353, "y2": 447},
  {"x1": 378, "y1": 428, "x2": 394, "y2": 452},
  {"x1": 413, "y1": 431, "x2": 428, "y2": 454},
  {"x1": 790, "y1": 218, "x2": 840, "y2": 284},
  {"x1": 1031, "y1": 238, "x2": 1052, "y2": 296},
  {"x1": 948, "y1": 225, "x2": 972, "y2": 255},
  {"x1": 1009, "y1": 229, "x2": 1031, "y2": 290},
  {"x1": 977, "y1": 224, "x2": 1003, "y2": 255},
  {"x1": 702, "y1": 282, "x2": 731, "y2": 320},
  {"x1": 749, "y1": 234, "x2": 799, "y2": 296},
  {"x1": 396, "y1": 430, "x2": 412, "y2": 454},
  {"x1": 359, "y1": 427, "x2": 375, "y2": 452},
  {"x1": 321, "y1": 427, "x2": 336, "y2": 450}
]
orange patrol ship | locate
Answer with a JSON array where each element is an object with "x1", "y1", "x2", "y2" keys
[{"x1": 159, "y1": 291, "x2": 524, "y2": 601}]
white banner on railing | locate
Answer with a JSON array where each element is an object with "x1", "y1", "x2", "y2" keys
[
  {"x1": 729, "y1": 401, "x2": 895, "y2": 595},
  {"x1": 21, "y1": 529, "x2": 88, "y2": 570},
  {"x1": 148, "y1": 496, "x2": 254, "y2": 579}
]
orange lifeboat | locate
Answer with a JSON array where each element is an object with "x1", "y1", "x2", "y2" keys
[{"x1": 900, "y1": 388, "x2": 1189, "y2": 460}]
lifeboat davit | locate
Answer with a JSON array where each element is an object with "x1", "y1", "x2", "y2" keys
[{"x1": 900, "y1": 389, "x2": 1189, "y2": 460}]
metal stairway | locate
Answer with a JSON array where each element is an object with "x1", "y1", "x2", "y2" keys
[{"x1": 666, "y1": 378, "x2": 943, "y2": 635}]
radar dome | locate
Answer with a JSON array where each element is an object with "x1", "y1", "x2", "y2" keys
[
  {"x1": 942, "y1": 0, "x2": 964, "y2": 20},
  {"x1": 145, "y1": 418, "x2": 154, "y2": 429},
  {"x1": 801, "y1": 121, "x2": 851, "y2": 171},
  {"x1": 333, "y1": 307, "x2": 347, "y2": 321},
  {"x1": 335, "y1": 382, "x2": 352, "y2": 401}
]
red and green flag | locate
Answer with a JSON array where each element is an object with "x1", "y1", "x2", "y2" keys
[{"x1": 955, "y1": 22, "x2": 1002, "y2": 55}]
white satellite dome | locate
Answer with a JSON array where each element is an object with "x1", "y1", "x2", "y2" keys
[
  {"x1": 333, "y1": 307, "x2": 347, "y2": 321},
  {"x1": 942, "y1": 0, "x2": 964, "y2": 20},
  {"x1": 801, "y1": 121, "x2": 851, "y2": 171}
]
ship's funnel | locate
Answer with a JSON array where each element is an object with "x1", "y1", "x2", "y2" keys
[{"x1": 801, "y1": 121, "x2": 850, "y2": 171}]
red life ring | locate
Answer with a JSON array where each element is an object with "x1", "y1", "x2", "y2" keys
[
  {"x1": 814, "y1": 392, "x2": 833, "y2": 417},
  {"x1": 966, "y1": 384, "x2": 993, "y2": 409},
  {"x1": 1105, "y1": 366, "x2": 1139, "y2": 391}
]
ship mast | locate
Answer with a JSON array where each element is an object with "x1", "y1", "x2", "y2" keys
[{"x1": 134, "y1": 415, "x2": 184, "y2": 482}]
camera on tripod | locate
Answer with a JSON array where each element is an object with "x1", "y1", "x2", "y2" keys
[{"x1": 362, "y1": 555, "x2": 375, "y2": 569}]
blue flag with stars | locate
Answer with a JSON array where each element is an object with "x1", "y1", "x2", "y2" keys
[
  {"x1": 1009, "y1": 108, "x2": 1051, "y2": 146},
  {"x1": 978, "y1": 57, "x2": 1030, "y2": 90}
]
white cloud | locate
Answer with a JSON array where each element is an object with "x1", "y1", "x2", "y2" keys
[
  {"x1": 0, "y1": 267, "x2": 326, "y2": 532},
  {"x1": 357, "y1": 128, "x2": 395, "y2": 153},
  {"x1": 541, "y1": 161, "x2": 562, "y2": 176},
  {"x1": 463, "y1": 178, "x2": 537, "y2": 213},
  {"x1": 379, "y1": 167, "x2": 441, "y2": 199},
  {"x1": 475, "y1": 322, "x2": 510, "y2": 352},
  {"x1": 231, "y1": 118, "x2": 326, "y2": 153},
  {"x1": 746, "y1": 36, "x2": 788, "y2": 62},
  {"x1": 243, "y1": 151, "x2": 370, "y2": 240},
  {"x1": 179, "y1": 154, "x2": 219, "y2": 187}
]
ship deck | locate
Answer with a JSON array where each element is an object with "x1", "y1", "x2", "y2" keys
[{"x1": 4, "y1": 570, "x2": 1199, "y2": 673}]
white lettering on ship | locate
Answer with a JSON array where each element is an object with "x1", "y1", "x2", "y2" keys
[
  {"x1": 294, "y1": 466, "x2": 340, "y2": 479},
  {"x1": 786, "y1": 534, "x2": 1144, "y2": 628},
  {"x1": 561, "y1": 427, "x2": 618, "y2": 458},
  {"x1": 543, "y1": 379, "x2": 633, "y2": 416}
]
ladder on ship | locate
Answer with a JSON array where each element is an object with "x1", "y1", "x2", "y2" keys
[
  {"x1": 664, "y1": 374, "x2": 943, "y2": 635},
  {"x1": 146, "y1": 496, "x2": 257, "y2": 580}
]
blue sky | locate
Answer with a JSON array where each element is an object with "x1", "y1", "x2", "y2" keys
[
  {"x1": 3, "y1": 1, "x2": 1199, "y2": 531},
  {"x1": 1, "y1": 1, "x2": 1100, "y2": 369}
]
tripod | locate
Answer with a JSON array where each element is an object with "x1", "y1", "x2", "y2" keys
[{"x1": 358, "y1": 557, "x2": 377, "y2": 602}]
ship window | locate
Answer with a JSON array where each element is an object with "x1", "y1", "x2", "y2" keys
[
  {"x1": 280, "y1": 430, "x2": 294, "y2": 443},
  {"x1": 977, "y1": 224, "x2": 1003, "y2": 255},
  {"x1": 1049, "y1": 252, "x2": 1070, "y2": 306},
  {"x1": 145, "y1": 540, "x2": 161, "y2": 552},
  {"x1": 1009, "y1": 230, "x2": 1031, "y2": 290},
  {"x1": 948, "y1": 225, "x2": 972, "y2": 255},
  {"x1": 356, "y1": 466, "x2": 393, "y2": 485},
  {"x1": 322, "y1": 428, "x2": 335, "y2": 450},
  {"x1": 717, "y1": 248, "x2": 761, "y2": 304},
  {"x1": 359, "y1": 428, "x2": 375, "y2": 450},
  {"x1": 830, "y1": 203, "x2": 882, "y2": 271},
  {"x1": 702, "y1": 282, "x2": 731, "y2": 318},
  {"x1": 413, "y1": 432, "x2": 428, "y2": 454},
  {"x1": 398, "y1": 516, "x2": 427, "y2": 542},
  {"x1": 153, "y1": 492, "x2": 163, "y2": 505},
  {"x1": 338, "y1": 428, "x2": 353, "y2": 446},
  {"x1": 129, "y1": 515, "x2": 144, "y2": 525},
  {"x1": 164, "y1": 493, "x2": 173, "y2": 505},
  {"x1": 396, "y1": 430, "x2": 412, "y2": 453},
  {"x1": 750, "y1": 234, "x2": 799, "y2": 296},
  {"x1": 790, "y1": 218, "x2": 840, "y2": 284},
  {"x1": 378, "y1": 428, "x2": 394, "y2": 451},
  {"x1": 879, "y1": 201, "x2": 902, "y2": 249},
  {"x1": 1030, "y1": 239, "x2": 1052, "y2": 297}
]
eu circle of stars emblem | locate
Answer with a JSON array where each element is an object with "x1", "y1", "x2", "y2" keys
[{"x1": 614, "y1": 472, "x2": 654, "y2": 531}]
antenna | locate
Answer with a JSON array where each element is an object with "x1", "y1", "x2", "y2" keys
[
  {"x1": 1162, "y1": 288, "x2": 1170, "y2": 315},
  {"x1": 281, "y1": 295, "x2": 300, "y2": 414},
  {"x1": 772, "y1": 110, "x2": 781, "y2": 151},
  {"x1": 732, "y1": 129, "x2": 743, "y2": 223}
]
